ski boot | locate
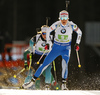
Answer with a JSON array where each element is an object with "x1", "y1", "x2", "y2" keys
[
  {"x1": 61, "y1": 83, "x2": 68, "y2": 90},
  {"x1": 45, "y1": 85, "x2": 50, "y2": 90},
  {"x1": 22, "y1": 78, "x2": 35, "y2": 89}
]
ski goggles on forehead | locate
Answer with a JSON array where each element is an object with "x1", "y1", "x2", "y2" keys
[
  {"x1": 60, "y1": 17, "x2": 68, "y2": 20},
  {"x1": 42, "y1": 32, "x2": 46, "y2": 35}
]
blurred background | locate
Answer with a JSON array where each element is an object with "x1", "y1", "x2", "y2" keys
[{"x1": 0, "y1": 0, "x2": 100, "y2": 90}]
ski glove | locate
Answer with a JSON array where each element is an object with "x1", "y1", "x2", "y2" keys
[
  {"x1": 45, "y1": 44, "x2": 49, "y2": 50},
  {"x1": 24, "y1": 63, "x2": 29, "y2": 70},
  {"x1": 74, "y1": 43, "x2": 80, "y2": 51}
]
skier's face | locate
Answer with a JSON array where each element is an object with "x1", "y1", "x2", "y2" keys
[
  {"x1": 42, "y1": 32, "x2": 46, "y2": 40},
  {"x1": 61, "y1": 19, "x2": 68, "y2": 25}
]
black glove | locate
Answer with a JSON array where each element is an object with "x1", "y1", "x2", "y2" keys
[
  {"x1": 74, "y1": 43, "x2": 80, "y2": 51},
  {"x1": 24, "y1": 63, "x2": 29, "y2": 70}
]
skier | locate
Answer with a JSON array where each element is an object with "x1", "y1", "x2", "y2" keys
[
  {"x1": 22, "y1": 25, "x2": 54, "y2": 90},
  {"x1": 22, "y1": 10, "x2": 82, "y2": 90}
]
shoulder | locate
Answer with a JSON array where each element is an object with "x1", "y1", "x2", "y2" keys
[
  {"x1": 68, "y1": 21, "x2": 78, "y2": 30},
  {"x1": 55, "y1": 21, "x2": 61, "y2": 28},
  {"x1": 36, "y1": 34, "x2": 40, "y2": 38},
  {"x1": 52, "y1": 21, "x2": 61, "y2": 26},
  {"x1": 36, "y1": 34, "x2": 41, "y2": 40},
  {"x1": 50, "y1": 21, "x2": 61, "y2": 30}
]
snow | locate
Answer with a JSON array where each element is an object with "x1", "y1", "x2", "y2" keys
[{"x1": 0, "y1": 89, "x2": 100, "y2": 95}]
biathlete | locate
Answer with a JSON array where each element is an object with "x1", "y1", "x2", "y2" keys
[
  {"x1": 22, "y1": 25, "x2": 55, "y2": 90},
  {"x1": 22, "y1": 10, "x2": 82, "y2": 90}
]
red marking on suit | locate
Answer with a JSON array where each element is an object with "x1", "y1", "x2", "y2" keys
[
  {"x1": 61, "y1": 13, "x2": 68, "y2": 15},
  {"x1": 51, "y1": 27, "x2": 53, "y2": 30}
]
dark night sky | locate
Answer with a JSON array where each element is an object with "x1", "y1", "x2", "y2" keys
[{"x1": 0, "y1": 0, "x2": 100, "y2": 41}]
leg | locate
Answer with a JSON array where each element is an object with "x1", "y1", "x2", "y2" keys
[
  {"x1": 45, "y1": 64, "x2": 52, "y2": 84},
  {"x1": 24, "y1": 69, "x2": 33, "y2": 83},
  {"x1": 22, "y1": 44, "x2": 60, "y2": 89},
  {"x1": 62, "y1": 59, "x2": 69, "y2": 79},
  {"x1": 23, "y1": 50, "x2": 33, "y2": 83},
  {"x1": 44, "y1": 64, "x2": 52, "y2": 90},
  {"x1": 23, "y1": 49, "x2": 30, "y2": 65},
  {"x1": 34, "y1": 46, "x2": 60, "y2": 78},
  {"x1": 61, "y1": 49, "x2": 71, "y2": 79},
  {"x1": 61, "y1": 49, "x2": 71, "y2": 90}
]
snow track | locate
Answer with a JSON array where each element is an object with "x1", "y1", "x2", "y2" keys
[{"x1": 0, "y1": 89, "x2": 100, "y2": 95}]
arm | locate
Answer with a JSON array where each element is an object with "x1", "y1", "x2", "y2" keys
[
  {"x1": 70, "y1": 21, "x2": 82, "y2": 51},
  {"x1": 29, "y1": 36, "x2": 36, "y2": 53},
  {"x1": 74, "y1": 27, "x2": 82, "y2": 51},
  {"x1": 71, "y1": 21, "x2": 82, "y2": 44},
  {"x1": 74, "y1": 27, "x2": 82, "y2": 44},
  {"x1": 74, "y1": 26, "x2": 82, "y2": 51}
]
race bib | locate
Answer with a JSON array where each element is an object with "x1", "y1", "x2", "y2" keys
[{"x1": 58, "y1": 35, "x2": 68, "y2": 40}]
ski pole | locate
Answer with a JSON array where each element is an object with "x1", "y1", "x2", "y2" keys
[
  {"x1": 37, "y1": 17, "x2": 50, "y2": 64},
  {"x1": 53, "y1": 61, "x2": 57, "y2": 82},
  {"x1": 28, "y1": 53, "x2": 35, "y2": 72},
  {"x1": 13, "y1": 43, "x2": 35, "y2": 78},
  {"x1": 13, "y1": 63, "x2": 35, "y2": 78},
  {"x1": 29, "y1": 53, "x2": 32, "y2": 70},
  {"x1": 13, "y1": 68, "x2": 25, "y2": 78},
  {"x1": 53, "y1": 61, "x2": 61, "y2": 90},
  {"x1": 65, "y1": 0, "x2": 70, "y2": 11},
  {"x1": 28, "y1": 41, "x2": 36, "y2": 74},
  {"x1": 76, "y1": 50, "x2": 81, "y2": 68},
  {"x1": 28, "y1": 42, "x2": 34, "y2": 71},
  {"x1": 46, "y1": 17, "x2": 50, "y2": 26},
  {"x1": 37, "y1": 50, "x2": 47, "y2": 64}
]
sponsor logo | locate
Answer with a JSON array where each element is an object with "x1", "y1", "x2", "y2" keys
[
  {"x1": 73, "y1": 25, "x2": 78, "y2": 31},
  {"x1": 41, "y1": 43, "x2": 46, "y2": 47},
  {"x1": 58, "y1": 35, "x2": 68, "y2": 40},
  {"x1": 78, "y1": 36, "x2": 81, "y2": 40},
  {"x1": 61, "y1": 29, "x2": 66, "y2": 34}
]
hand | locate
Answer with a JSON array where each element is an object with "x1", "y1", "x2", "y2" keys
[
  {"x1": 74, "y1": 43, "x2": 79, "y2": 51},
  {"x1": 24, "y1": 63, "x2": 29, "y2": 70},
  {"x1": 45, "y1": 44, "x2": 49, "y2": 50}
]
